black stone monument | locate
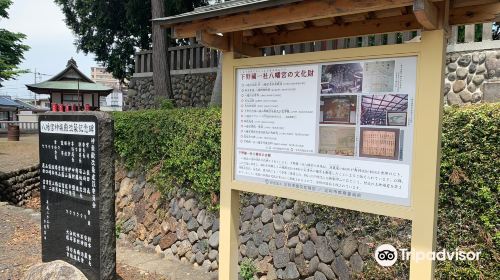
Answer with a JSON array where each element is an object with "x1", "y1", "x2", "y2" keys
[{"x1": 38, "y1": 112, "x2": 115, "y2": 280}]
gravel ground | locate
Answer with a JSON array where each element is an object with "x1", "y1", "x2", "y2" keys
[
  {"x1": 0, "y1": 135, "x2": 39, "y2": 173},
  {"x1": 0, "y1": 202, "x2": 41, "y2": 280},
  {"x1": 0, "y1": 200, "x2": 168, "y2": 280}
]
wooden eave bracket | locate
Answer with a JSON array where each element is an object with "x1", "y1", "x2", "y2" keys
[
  {"x1": 231, "y1": 32, "x2": 261, "y2": 58},
  {"x1": 413, "y1": 0, "x2": 439, "y2": 30},
  {"x1": 196, "y1": 30, "x2": 229, "y2": 51},
  {"x1": 196, "y1": 30, "x2": 260, "y2": 57}
]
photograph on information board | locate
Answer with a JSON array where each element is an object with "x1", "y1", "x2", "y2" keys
[
  {"x1": 320, "y1": 95, "x2": 357, "y2": 124},
  {"x1": 360, "y1": 94, "x2": 408, "y2": 126},
  {"x1": 321, "y1": 63, "x2": 363, "y2": 94},
  {"x1": 359, "y1": 127, "x2": 401, "y2": 160},
  {"x1": 318, "y1": 126, "x2": 356, "y2": 156},
  {"x1": 363, "y1": 60, "x2": 396, "y2": 92}
]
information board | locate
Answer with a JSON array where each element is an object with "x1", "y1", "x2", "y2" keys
[
  {"x1": 235, "y1": 57, "x2": 417, "y2": 206},
  {"x1": 39, "y1": 114, "x2": 102, "y2": 279}
]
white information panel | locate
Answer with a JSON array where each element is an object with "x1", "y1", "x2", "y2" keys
[{"x1": 235, "y1": 57, "x2": 417, "y2": 206}]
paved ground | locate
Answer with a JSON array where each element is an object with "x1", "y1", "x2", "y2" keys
[
  {"x1": 0, "y1": 134, "x2": 39, "y2": 173},
  {"x1": 0, "y1": 202, "x2": 41, "y2": 280},
  {"x1": 0, "y1": 201, "x2": 216, "y2": 280},
  {"x1": 117, "y1": 240, "x2": 218, "y2": 280}
]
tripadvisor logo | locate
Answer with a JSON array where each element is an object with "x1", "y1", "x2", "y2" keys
[
  {"x1": 374, "y1": 244, "x2": 482, "y2": 267},
  {"x1": 374, "y1": 244, "x2": 398, "y2": 267}
]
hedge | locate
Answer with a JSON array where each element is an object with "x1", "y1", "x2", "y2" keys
[
  {"x1": 436, "y1": 104, "x2": 499, "y2": 279},
  {"x1": 113, "y1": 108, "x2": 221, "y2": 206},
  {"x1": 113, "y1": 103, "x2": 499, "y2": 278}
]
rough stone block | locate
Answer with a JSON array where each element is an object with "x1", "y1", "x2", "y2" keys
[
  {"x1": 39, "y1": 112, "x2": 115, "y2": 280},
  {"x1": 483, "y1": 82, "x2": 500, "y2": 103}
]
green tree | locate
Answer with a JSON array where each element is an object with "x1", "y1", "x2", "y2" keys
[
  {"x1": 0, "y1": 0, "x2": 30, "y2": 87},
  {"x1": 54, "y1": 0, "x2": 207, "y2": 81}
]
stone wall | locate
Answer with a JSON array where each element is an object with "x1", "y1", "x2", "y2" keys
[
  {"x1": 124, "y1": 72, "x2": 216, "y2": 110},
  {"x1": 115, "y1": 166, "x2": 411, "y2": 280},
  {"x1": 444, "y1": 50, "x2": 500, "y2": 105},
  {"x1": 0, "y1": 164, "x2": 40, "y2": 206}
]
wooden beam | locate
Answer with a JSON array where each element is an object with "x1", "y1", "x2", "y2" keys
[
  {"x1": 311, "y1": 18, "x2": 334, "y2": 27},
  {"x1": 439, "y1": 0, "x2": 450, "y2": 35},
  {"x1": 261, "y1": 26, "x2": 279, "y2": 34},
  {"x1": 242, "y1": 30, "x2": 255, "y2": 37},
  {"x1": 375, "y1": 8, "x2": 405, "y2": 18},
  {"x1": 244, "y1": 14, "x2": 421, "y2": 47},
  {"x1": 231, "y1": 32, "x2": 261, "y2": 58},
  {"x1": 285, "y1": 22, "x2": 306, "y2": 31},
  {"x1": 238, "y1": 44, "x2": 262, "y2": 57},
  {"x1": 196, "y1": 30, "x2": 229, "y2": 51},
  {"x1": 171, "y1": 0, "x2": 414, "y2": 38},
  {"x1": 413, "y1": 0, "x2": 439, "y2": 30},
  {"x1": 452, "y1": 0, "x2": 499, "y2": 9},
  {"x1": 449, "y1": 2, "x2": 500, "y2": 25},
  {"x1": 342, "y1": 13, "x2": 367, "y2": 23}
]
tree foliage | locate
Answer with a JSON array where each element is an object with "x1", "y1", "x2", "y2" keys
[
  {"x1": 0, "y1": 0, "x2": 30, "y2": 87},
  {"x1": 493, "y1": 22, "x2": 499, "y2": 40},
  {"x1": 54, "y1": 0, "x2": 207, "y2": 81}
]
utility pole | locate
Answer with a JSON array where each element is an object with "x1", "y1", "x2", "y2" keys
[
  {"x1": 34, "y1": 68, "x2": 38, "y2": 104},
  {"x1": 32, "y1": 69, "x2": 52, "y2": 106}
]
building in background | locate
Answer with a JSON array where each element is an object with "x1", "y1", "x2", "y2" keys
[
  {"x1": 26, "y1": 59, "x2": 113, "y2": 111},
  {"x1": 17, "y1": 97, "x2": 51, "y2": 110},
  {"x1": 0, "y1": 96, "x2": 48, "y2": 122},
  {"x1": 91, "y1": 66, "x2": 124, "y2": 111},
  {"x1": 0, "y1": 96, "x2": 20, "y2": 121},
  {"x1": 13, "y1": 99, "x2": 49, "y2": 122}
]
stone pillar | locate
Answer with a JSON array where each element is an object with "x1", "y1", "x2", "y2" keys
[{"x1": 39, "y1": 112, "x2": 115, "y2": 280}]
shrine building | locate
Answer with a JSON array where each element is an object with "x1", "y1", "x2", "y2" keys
[{"x1": 26, "y1": 58, "x2": 113, "y2": 111}]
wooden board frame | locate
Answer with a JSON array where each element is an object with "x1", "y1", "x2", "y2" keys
[{"x1": 219, "y1": 30, "x2": 446, "y2": 280}]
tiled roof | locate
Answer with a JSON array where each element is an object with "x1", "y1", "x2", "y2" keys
[
  {"x1": 154, "y1": 0, "x2": 301, "y2": 26},
  {"x1": 0, "y1": 96, "x2": 21, "y2": 108}
]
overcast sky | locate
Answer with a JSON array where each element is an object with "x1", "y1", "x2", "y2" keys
[{"x1": 0, "y1": 0, "x2": 97, "y2": 99}]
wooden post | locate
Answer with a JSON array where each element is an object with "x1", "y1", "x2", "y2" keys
[
  {"x1": 141, "y1": 54, "x2": 146, "y2": 74},
  {"x1": 314, "y1": 41, "x2": 321, "y2": 51},
  {"x1": 325, "y1": 40, "x2": 333, "y2": 50},
  {"x1": 361, "y1": 36, "x2": 369, "y2": 47},
  {"x1": 134, "y1": 54, "x2": 140, "y2": 73},
  {"x1": 348, "y1": 37, "x2": 357, "y2": 48},
  {"x1": 482, "y1": 22, "x2": 493, "y2": 41},
  {"x1": 402, "y1": 31, "x2": 412, "y2": 42},
  {"x1": 148, "y1": 52, "x2": 153, "y2": 72},
  {"x1": 219, "y1": 52, "x2": 240, "y2": 280},
  {"x1": 190, "y1": 39, "x2": 196, "y2": 69},
  {"x1": 464, "y1": 24, "x2": 475, "y2": 43},
  {"x1": 183, "y1": 48, "x2": 189, "y2": 69},
  {"x1": 409, "y1": 29, "x2": 446, "y2": 280},
  {"x1": 336, "y1": 38, "x2": 345, "y2": 49},
  {"x1": 387, "y1": 33, "x2": 397, "y2": 45},
  {"x1": 450, "y1": 25, "x2": 458, "y2": 45}
]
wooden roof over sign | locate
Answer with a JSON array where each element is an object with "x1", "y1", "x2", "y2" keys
[{"x1": 154, "y1": 0, "x2": 499, "y2": 56}]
